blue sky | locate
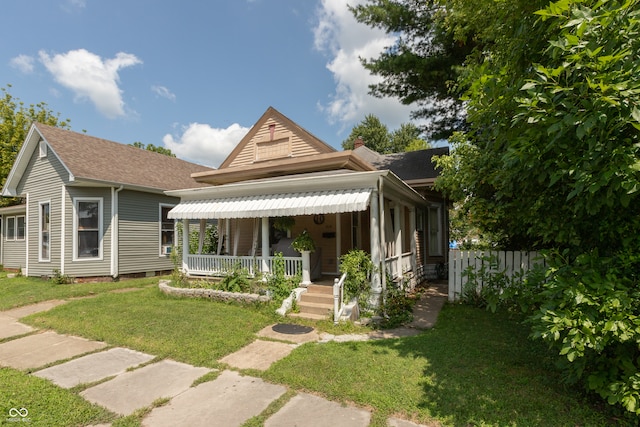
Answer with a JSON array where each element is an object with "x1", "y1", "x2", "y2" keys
[{"x1": 2, "y1": 0, "x2": 418, "y2": 168}]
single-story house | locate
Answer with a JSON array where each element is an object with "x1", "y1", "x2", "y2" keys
[
  {"x1": 166, "y1": 107, "x2": 449, "y2": 302},
  {"x1": 1, "y1": 123, "x2": 213, "y2": 278}
]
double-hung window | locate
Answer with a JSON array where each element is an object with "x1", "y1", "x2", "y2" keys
[
  {"x1": 6, "y1": 217, "x2": 15, "y2": 240},
  {"x1": 74, "y1": 198, "x2": 102, "y2": 259},
  {"x1": 40, "y1": 203, "x2": 50, "y2": 261},
  {"x1": 160, "y1": 204, "x2": 174, "y2": 256}
]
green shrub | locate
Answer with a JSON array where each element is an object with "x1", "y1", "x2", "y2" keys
[
  {"x1": 339, "y1": 250, "x2": 373, "y2": 311},
  {"x1": 218, "y1": 265, "x2": 253, "y2": 293},
  {"x1": 267, "y1": 252, "x2": 299, "y2": 304}
]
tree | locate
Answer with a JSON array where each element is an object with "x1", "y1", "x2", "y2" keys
[
  {"x1": 350, "y1": 1, "x2": 474, "y2": 139},
  {"x1": 342, "y1": 115, "x2": 430, "y2": 154},
  {"x1": 0, "y1": 85, "x2": 70, "y2": 207},
  {"x1": 130, "y1": 141, "x2": 175, "y2": 157}
]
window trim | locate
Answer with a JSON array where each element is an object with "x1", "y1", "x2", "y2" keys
[
  {"x1": 428, "y1": 205, "x2": 443, "y2": 257},
  {"x1": 159, "y1": 204, "x2": 175, "y2": 257},
  {"x1": 39, "y1": 201, "x2": 51, "y2": 262},
  {"x1": 16, "y1": 215, "x2": 25, "y2": 241},
  {"x1": 5, "y1": 216, "x2": 16, "y2": 241},
  {"x1": 73, "y1": 197, "x2": 103, "y2": 261}
]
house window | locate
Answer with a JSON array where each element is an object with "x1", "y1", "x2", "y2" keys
[
  {"x1": 160, "y1": 204, "x2": 175, "y2": 256},
  {"x1": 6, "y1": 217, "x2": 15, "y2": 240},
  {"x1": 16, "y1": 216, "x2": 25, "y2": 240},
  {"x1": 428, "y1": 205, "x2": 442, "y2": 257},
  {"x1": 40, "y1": 203, "x2": 50, "y2": 261},
  {"x1": 74, "y1": 198, "x2": 102, "y2": 259}
]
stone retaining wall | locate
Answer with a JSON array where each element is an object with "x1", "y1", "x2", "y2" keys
[{"x1": 158, "y1": 280, "x2": 271, "y2": 303}]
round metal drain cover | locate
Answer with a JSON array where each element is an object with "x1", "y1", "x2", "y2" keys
[{"x1": 272, "y1": 323, "x2": 314, "y2": 335}]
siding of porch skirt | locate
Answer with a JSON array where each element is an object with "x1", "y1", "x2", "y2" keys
[
  {"x1": 118, "y1": 191, "x2": 177, "y2": 274},
  {"x1": 63, "y1": 187, "x2": 112, "y2": 277},
  {"x1": 17, "y1": 145, "x2": 67, "y2": 277},
  {"x1": 2, "y1": 239, "x2": 26, "y2": 269}
]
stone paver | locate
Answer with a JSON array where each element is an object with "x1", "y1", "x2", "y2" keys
[
  {"x1": 143, "y1": 370, "x2": 286, "y2": 427},
  {"x1": 265, "y1": 392, "x2": 371, "y2": 427},
  {"x1": 34, "y1": 347, "x2": 155, "y2": 388},
  {"x1": 220, "y1": 339, "x2": 296, "y2": 371},
  {"x1": 0, "y1": 314, "x2": 34, "y2": 339},
  {"x1": 388, "y1": 418, "x2": 432, "y2": 427},
  {"x1": 2, "y1": 300, "x2": 67, "y2": 319},
  {"x1": 81, "y1": 359, "x2": 211, "y2": 416},
  {"x1": 0, "y1": 331, "x2": 106, "y2": 370}
]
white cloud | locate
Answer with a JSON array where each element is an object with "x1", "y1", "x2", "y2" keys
[
  {"x1": 151, "y1": 85, "x2": 176, "y2": 101},
  {"x1": 162, "y1": 122, "x2": 250, "y2": 168},
  {"x1": 9, "y1": 55, "x2": 35, "y2": 74},
  {"x1": 61, "y1": 0, "x2": 86, "y2": 12},
  {"x1": 314, "y1": 0, "x2": 416, "y2": 131},
  {"x1": 39, "y1": 49, "x2": 142, "y2": 119}
]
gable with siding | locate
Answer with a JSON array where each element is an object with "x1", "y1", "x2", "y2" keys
[{"x1": 221, "y1": 107, "x2": 336, "y2": 169}]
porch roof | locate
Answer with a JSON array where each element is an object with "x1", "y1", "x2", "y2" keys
[{"x1": 167, "y1": 187, "x2": 373, "y2": 219}]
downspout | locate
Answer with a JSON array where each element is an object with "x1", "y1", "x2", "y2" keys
[{"x1": 111, "y1": 186, "x2": 124, "y2": 278}]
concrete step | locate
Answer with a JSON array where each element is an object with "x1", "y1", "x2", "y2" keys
[
  {"x1": 288, "y1": 312, "x2": 327, "y2": 321},
  {"x1": 306, "y1": 284, "x2": 333, "y2": 295},
  {"x1": 297, "y1": 301, "x2": 332, "y2": 316},
  {"x1": 300, "y1": 292, "x2": 333, "y2": 305}
]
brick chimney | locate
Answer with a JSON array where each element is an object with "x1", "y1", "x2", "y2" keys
[{"x1": 354, "y1": 136, "x2": 365, "y2": 149}]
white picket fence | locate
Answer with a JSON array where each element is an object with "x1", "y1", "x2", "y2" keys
[{"x1": 448, "y1": 250, "x2": 546, "y2": 302}]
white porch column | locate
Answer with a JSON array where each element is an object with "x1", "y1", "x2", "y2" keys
[
  {"x1": 410, "y1": 207, "x2": 417, "y2": 284},
  {"x1": 369, "y1": 190, "x2": 382, "y2": 307},
  {"x1": 335, "y1": 213, "x2": 341, "y2": 273},
  {"x1": 394, "y1": 203, "x2": 402, "y2": 283},
  {"x1": 261, "y1": 217, "x2": 270, "y2": 276},
  {"x1": 182, "y1": 219, "x2": 189, "y2": 273}
]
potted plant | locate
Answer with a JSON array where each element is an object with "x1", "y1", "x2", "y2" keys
[
  {"x1": 292, "y1": 230, "x2": 315, "y2": 285},
  {"x1": 291, "y1": 229, "x2": 316, "y2": 252}
]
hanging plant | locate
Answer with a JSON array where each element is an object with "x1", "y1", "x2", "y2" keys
[
  {"x1": 291, "y1": 229, "x2": 316, "y2": 252},
  {"x1": 273, "y1": 216, "x2": 295, "y2": 232}
]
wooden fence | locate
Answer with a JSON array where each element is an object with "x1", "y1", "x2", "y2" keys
[{"x1": 448, "y1": 250, "x2": 546, "y2": 302}]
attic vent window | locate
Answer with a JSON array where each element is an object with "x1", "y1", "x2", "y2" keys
[{"x1": 39, "y1": 140, "x2": 47, "y2": 158}]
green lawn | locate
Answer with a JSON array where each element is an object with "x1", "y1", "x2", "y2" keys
[{"x1": 0, "y1": 274, "x2": 618, "y2": 426}]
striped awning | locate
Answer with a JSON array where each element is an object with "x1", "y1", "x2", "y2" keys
[{"x1": 168, "y1": 188, "x2": 373, "y2": 219}]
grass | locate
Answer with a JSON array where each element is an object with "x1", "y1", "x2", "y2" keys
[
  {"x1": 0, "y1": 271, "x2": 159, "y2": 311},
  {"x1": 0, "y1": 367, "x2": 115, "y2": 426},
  {"x1": 262, "y1": 305, "x2": 613, "y2": 426},
  {"x1": 0, "y1": 274, "x2": 619, "y2": 426},
  {"x1": 24, "y1": 287, "x2": 277, "y2": 367}
]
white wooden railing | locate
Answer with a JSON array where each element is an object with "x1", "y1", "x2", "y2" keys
[
  {"x1": 448, "y1": 250, "x2": 546, "y2": 302},
  {"x1": 186, "y1": 254, "x2": 301, "y2": 277},
  {"x1": 333, "y1": 273, "x2": 347, "y2": 324},
  {"x1": 384, "y1": 251, "x2": 413, "y2": 280}
]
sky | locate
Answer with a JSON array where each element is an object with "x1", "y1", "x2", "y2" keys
[{"x1": 1, "y1": 0, "x2": 421, "y2": 168}]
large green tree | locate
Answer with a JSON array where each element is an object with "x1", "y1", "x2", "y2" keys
[
  {"x1": 342, "y1": 115, "x2": 430, "y2": 153},
  {"x1": 357, "y1": 0, "x2": 640, "y2": 416},
  {"x1": 0, "y1": 85, "x2": 70, "y2": 206}
]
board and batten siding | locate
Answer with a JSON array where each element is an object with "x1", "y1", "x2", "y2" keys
[
  {"x1": 118, "y1": 190, "x2": 177, "y2": 274},
  {"x1": 63, "y1": 187, "x2": 112, "y2": 277},
  {"x1": 16, "y1": 145, "x2": 67, "y2": 277},
  {"x1": 226, "y1": 118, "x2": 328, "y2": 168}
]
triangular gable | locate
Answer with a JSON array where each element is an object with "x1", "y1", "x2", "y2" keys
[{"x1": 219, "y1": 106, "x2": 336, "y2": 169}]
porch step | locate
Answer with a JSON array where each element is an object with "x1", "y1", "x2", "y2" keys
[{"x1": 292, "y1": 284, "x2": 334, "y2": 320}]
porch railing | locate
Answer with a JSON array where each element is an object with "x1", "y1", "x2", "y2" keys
[
  {"x1": 384, "y1": 251, "x2": 413, "y2": 280},
  {"x1": 186, "y1": 254, "x2": 302, "y2": 277}
]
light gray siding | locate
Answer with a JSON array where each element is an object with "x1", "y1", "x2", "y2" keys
[
  {"x1": 17, "y1": 146, "x2": 67, "y2": 277},
  {"x1": 1, "y1": 218, "x2": 26, "y2": 269},
  {"x1": 118, "y1": 190, "x2": 177, "y2": 274},
  {"x1": 63, "y1": 187, "x2": 112, "y2": 277}
]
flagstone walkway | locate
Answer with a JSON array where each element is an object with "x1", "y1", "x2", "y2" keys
[{"x1": 0, "y1": 281, "x2": 447, "y2": 426}]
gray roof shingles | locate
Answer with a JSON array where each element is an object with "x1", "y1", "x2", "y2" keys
[
  {"x1": 36, "y1": 123, "x2": 213, "y2": 191},
  {"x1": 354, "y1": 146, "x2": 449, "y2": 181}
]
